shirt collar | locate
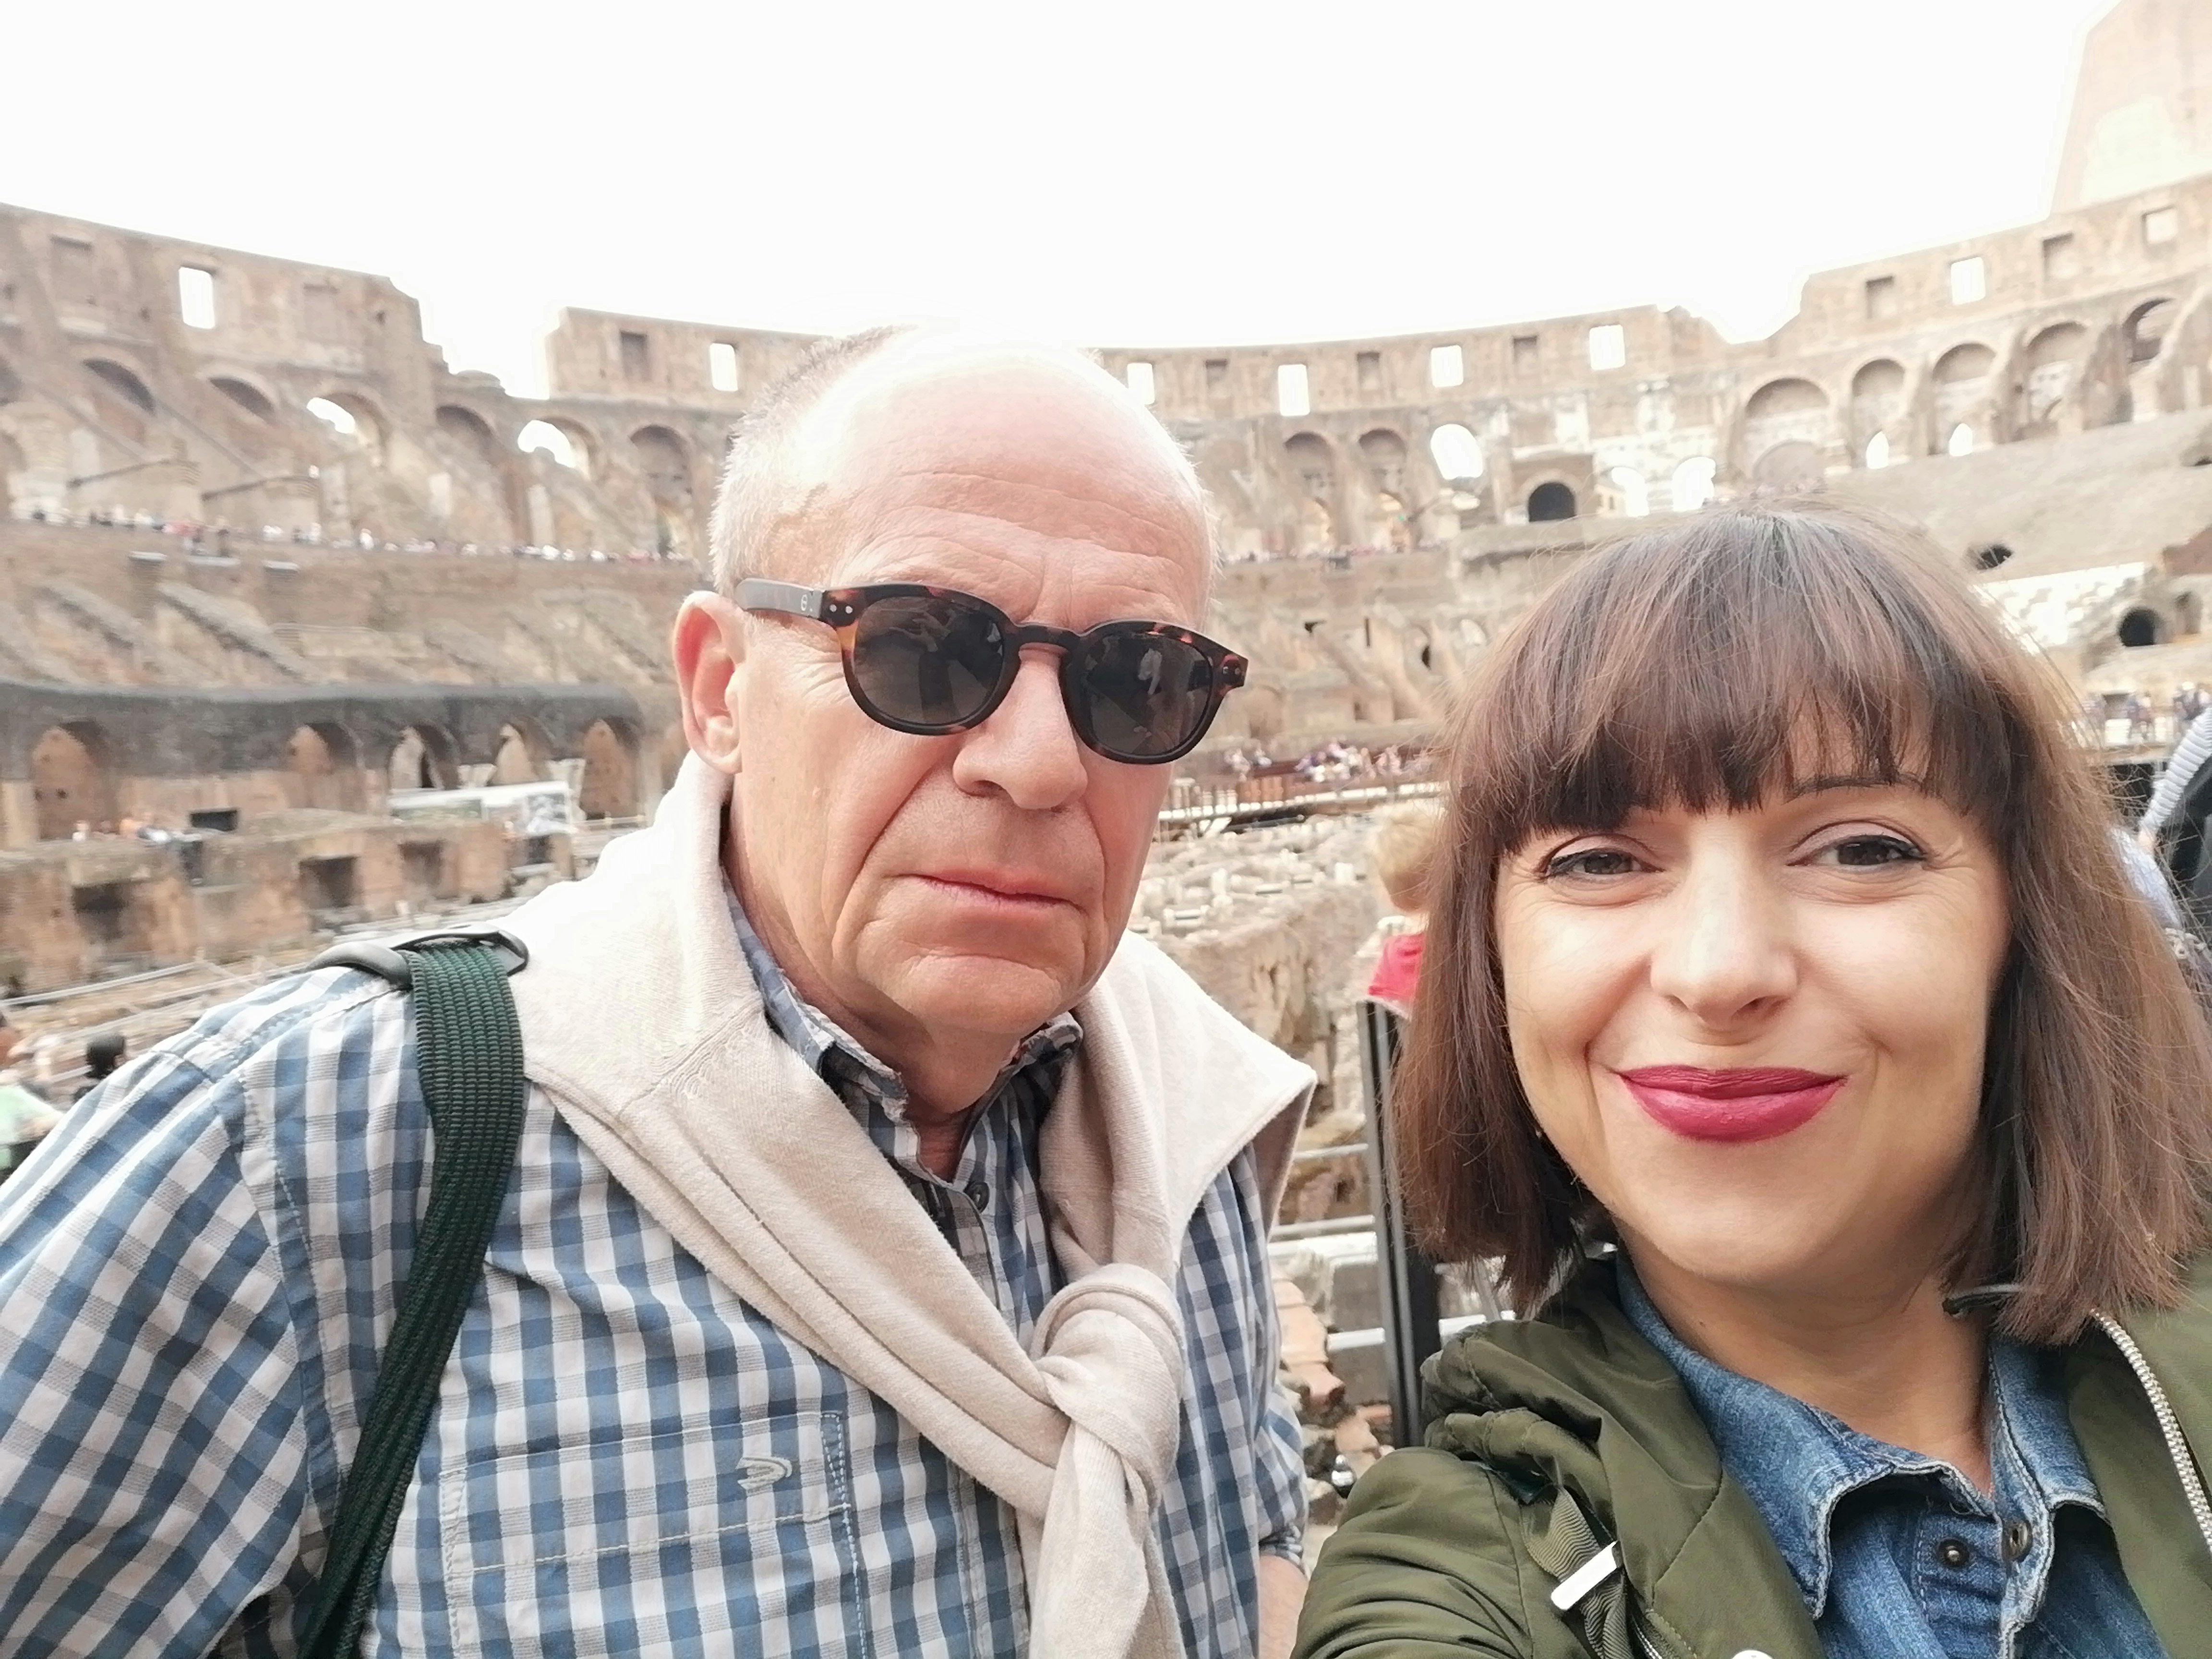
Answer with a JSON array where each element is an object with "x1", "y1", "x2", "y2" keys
[
  {"x1": 722, "y1": 881, "x2": 1082, "y2": 1127},
  {"x1": 1615, "y1": 1257, "x2": 2104, "y2": 1621}
]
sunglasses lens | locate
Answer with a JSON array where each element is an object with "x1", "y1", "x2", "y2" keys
[
  {"x1": 850, "y1": 592, "x2": 1009, "y2": 728},
  {"x1": 1076, "y1": 632, "x2": 1215, "y2": 760}
]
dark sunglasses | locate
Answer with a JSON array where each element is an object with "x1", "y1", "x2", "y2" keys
[{"x1": 735, "y1": 579, "x2": 1248, "y2": 764}]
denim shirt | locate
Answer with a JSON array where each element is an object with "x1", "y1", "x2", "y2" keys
[{"x1": 1617, "y1": 1263, "x2": 2164, "y2": 1659}]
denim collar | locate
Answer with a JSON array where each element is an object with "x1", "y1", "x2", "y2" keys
[
  {"x1": 722, "y1": 882, "x2": 1082, "y2": 1130},
  {"x1": 1616, "y1": 1256, "x2": 2104, "y2": 1619}
]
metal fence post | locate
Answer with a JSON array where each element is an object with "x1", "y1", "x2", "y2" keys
[{"x1": 1357, "y1": 998, "x2": 1441, "y2": 1445}]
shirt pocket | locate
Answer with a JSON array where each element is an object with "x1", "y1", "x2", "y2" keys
[{"x1": 438, "y1": 1408, "x2": 867, "y2": 1658}]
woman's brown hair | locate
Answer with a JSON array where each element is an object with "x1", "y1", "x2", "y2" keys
[{"x1": 1398, "y1": 501, "x2": 2212, "y2": 1343}]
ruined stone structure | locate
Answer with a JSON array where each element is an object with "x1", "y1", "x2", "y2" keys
[{"x1": 9, "y1": 0, "x2": 2212, "y2": 993}]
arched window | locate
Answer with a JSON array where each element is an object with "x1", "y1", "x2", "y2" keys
[
  {"x1": 211, "y1": 377, "x2": 274, "y2": 421},
  {"x1": 1527, "y1": 481, "x2": 1577, "y2": 522},
  {"x1": 1670, "y1": 457, "x2": 1716, "y2": 512},
  {"x1": 518, "y1": 420, "x2": 582, "y2": 471},
  {"x1": 32, "y1": 722, "x2": 115, "y2": 841},
  {"x1": 84, "y1": 359, "x2": 155, "y2": 415},
  {"x1": 2119, "y1": 608, "x2": 2164, "y2": 648},
  {"x1": 1947, "y1": 423, "x2": 1977, "y2": 457},
  {"x1": 1864, "y1": 432, "x2": 1891, "y2": 469},
  {"x1": 1428, "y1": 423, "x2": 1483, "y2": 483},
  {"x1": 579, "y1": 719, "x2": 640, "y2": 819},
  {"x1": 1606, "y1": 467, "x2": 1650, "y2": 517}
]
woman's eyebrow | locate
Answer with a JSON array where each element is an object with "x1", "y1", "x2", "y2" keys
[{"x1": 1786, "y1": 771, "x2": 1929, "y2": 798}]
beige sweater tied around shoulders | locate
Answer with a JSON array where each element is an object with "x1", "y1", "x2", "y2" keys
[{"x1": 501, "y1": 756, "x2": 1313, "y2": 1659}]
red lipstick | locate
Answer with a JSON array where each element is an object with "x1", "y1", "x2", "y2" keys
[{"x1": 1617, "y1": 1065, "x2": 1845, "y2": 1144}]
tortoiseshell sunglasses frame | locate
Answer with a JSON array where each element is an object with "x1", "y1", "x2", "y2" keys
[{"x1": 735, "y1": 579, "x2": 1248, "y2": 764}]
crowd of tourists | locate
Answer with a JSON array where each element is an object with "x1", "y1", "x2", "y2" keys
[
  {"x1": 2, "y1": 331, "x2": 2209, "y2": 1659},
  {"x1": 14, "y1": 504, "x2": 690, "y2": 565}
]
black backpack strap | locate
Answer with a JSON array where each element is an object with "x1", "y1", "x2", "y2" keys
[{"x1": 298, "y1": 935, "x2": 529, "y2": 1659}]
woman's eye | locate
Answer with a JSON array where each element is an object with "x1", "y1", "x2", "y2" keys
[
  {"x1": 1544, "y1": 847, "x2": 1642, "y2": 879},
  {"x1": 1818, "y1": 833, "x2": 1924, "y2": 868}
]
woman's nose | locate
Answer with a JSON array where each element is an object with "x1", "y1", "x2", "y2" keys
[{"x1": 1646, "y1": 858, "x2": 1798, "y2": 1026}]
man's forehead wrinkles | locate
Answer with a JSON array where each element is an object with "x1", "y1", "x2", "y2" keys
[
  {"x1": 842, "y1": 527, "x2": 1197, "y2": 613},
  {"x1": 848, "y1": 462, "x2": 1199, "y2": 551}
]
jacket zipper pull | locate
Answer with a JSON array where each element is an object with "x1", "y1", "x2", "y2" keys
[{"x1": 1549, "y1": 1540, "x2": 1621, "y2": 1611}]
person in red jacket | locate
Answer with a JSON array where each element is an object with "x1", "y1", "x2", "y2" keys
[{"x1": 1365, "y1": 801, "x2": 1442, "y2": 1013}]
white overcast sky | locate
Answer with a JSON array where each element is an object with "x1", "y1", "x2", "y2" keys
[{"x1": 1, "y1": 0, "x2": 2117, "y2": 398}]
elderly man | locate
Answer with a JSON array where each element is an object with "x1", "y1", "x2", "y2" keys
[{"x1": 0, "y1": 331, "x2": 1313, "y2": 1658}]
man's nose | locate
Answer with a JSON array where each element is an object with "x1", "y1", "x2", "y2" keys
[
  {"x1": 1646, "y1": 857, "x2": 1797, "y2": 1028},
  {"x1": 950, "y1": 647, "x2": 1089, "y2": 809}
]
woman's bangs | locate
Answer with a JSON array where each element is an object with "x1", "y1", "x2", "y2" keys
[{"x1": 1468, "y1": 514, "x2": 2029, "y2": 845}]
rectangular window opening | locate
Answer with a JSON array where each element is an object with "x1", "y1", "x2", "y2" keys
[
  {"x1": 1512, "y1": 335, "x2": 1540, "y2": 372},
  {"x1": 1429, "y1": 344, "x2": 1465, "y2": 388},
  {"x1": 177, "y1": 265, "x2": 216, "y2": 330},
  {"x1": 708, "y1": 340, "x2": 740, "y2": 392},
  {"x1": 1587, "y1": 325, "x2": 1627, "y2": 372},
  {"x1": 1356, "y1": 351, "x2": 1382, "y2": 395},
  {"x1": 51, "y1": 237, "x2": 96, "y2": 307},
  {"x1": 2145, "y1": 206, "x2": 2180, "y2": 247},
  {"x1": 1277, "y1": 362, "x2": 1310, "y2": 418},
  {"x1": 1204, "y1": 358, "x2": 1229, "y2": 391},
  {"x1": 2043, "y1": 234, "x2": 2079, "y2": 281},
  {"x1": 1125, "y1": 361, "x2": 1156, "y2": 405},
  {"x1": 300, "y1": 855, "x2": 360, "y2": 915},
  {"x1": 1948, "y1": 256, "x2": 1987, "y2": 306},
  {"x1": 619, "y1": 330, "x2": 651, "y2": 381},
  {"x1": 1864, "y1": 276, "x2": 1897, "y2": 321}
]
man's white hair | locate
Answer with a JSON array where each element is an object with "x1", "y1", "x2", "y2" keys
[{"x1": 706, "y1": 326, "x2": 1209, "y2": 596}]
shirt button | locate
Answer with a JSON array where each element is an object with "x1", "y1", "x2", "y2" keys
[
  {"x1": 1936, "y1": 1538, "x2": 1973, "y2": 1570},
  {"x1": 965, "y1": 1181, "x2": 989, "y2": 1206},
  {"x1": 2003, "y1": 1520, "x2": 2033, "y2": 1562}
]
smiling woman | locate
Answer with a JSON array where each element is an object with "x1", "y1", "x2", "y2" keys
[{"x1": 1297, "y1": 503, "x2": 2212, "y2": 1659}]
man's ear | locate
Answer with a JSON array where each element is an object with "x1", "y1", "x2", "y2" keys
[{"x1": 672, "y1": 592, "x2": 747, "y2": 775}]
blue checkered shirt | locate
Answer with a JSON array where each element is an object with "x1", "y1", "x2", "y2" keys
[{"x1": 0, "y1": 926, "x2": 1303, "y2": 1655}]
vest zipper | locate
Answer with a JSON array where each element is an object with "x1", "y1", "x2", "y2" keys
[{"x1": 2090, "y1": 1310, "x2": 2212, "y2": 1554}]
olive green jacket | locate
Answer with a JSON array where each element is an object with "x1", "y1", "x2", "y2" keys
[{"x1": 1296, "y1": 1258, "x2": 2212, "y2": 1659}]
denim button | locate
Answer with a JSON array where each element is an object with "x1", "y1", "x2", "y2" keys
[
  {"x1": 2003, "y1": 1520, "x2": 2032, "y2": 1562},
  {"x1": 1936, "y1": 1537, "x2": 1973, "y2": 1570}
]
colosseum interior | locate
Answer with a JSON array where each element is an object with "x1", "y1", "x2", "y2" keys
[{"x1": 6, "y1": 0, "x2": 2212, "y2": 1016}]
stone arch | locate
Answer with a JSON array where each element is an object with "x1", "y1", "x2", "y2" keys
[
  {"x1": 84, "y1": 358, "x2": 155, "y2": 415},
  {"x1": 1849, "y1": 359, "x2": 1907, "y2": 456},
  {"x1": 630, "y1": 424, "x2": 696, "y2": 557},
  {"x1": 1601, "y1": 466, "x2": 1650, "y2": 517},
  {"x1": 32, "y1": 721, "x2": 116, "y2": 841},
  {"x1": 1282, "y1": 432, "x2": 1340, "y2": 553},
  {"x1": 2016, "y1": 323, "x2": 2094, "y2": 437},
  {"x1": 1428, "y1": 422, "x2": 1483, "y2": 483},
  {"x1": 286, "y1": 721, "x2": 365, "y2": 811},
  {"x1": 1357, "y1": 429, "x2": 1411, "y2": 549},
  {"x1": 519, "y1": 417, "x2": 594, "y2": 479},
  {"x1": 492, "y1": 716, "x2": 553, "y2": 784},
  {"x1": 1527, "y1": 481, "x2": 1577, "y2": 521},
  {"x1": 1670, "y1": 456, "x2": 1717, "y2": 511},
  {"x1": 437, "y1": 404, "x2": 503, "y2": 469},
  {"x1": 308, "y1": 392, "x2": 388, "y2": 467},
  {"x1": 2119, "y1": 607, "x2": 2164, "y2": 648},
  {"x1": 578, "y1": 718, "x2": 640, "y2": 819},
  {"x1": 1751, "y1": 442, "x2": 1825, "y2": 491},
  {"x1": 0, "y1": 403, "x2": 71, "y2": 517},
  {"x1": 2127, "y1": 298, "x2": 2176, "y2": 366},
  {"x1": 210, "y1": 375, "x2": 276, "y2": 421},
  {"x1": 389, "y1": 724, "x2": 460, "y2": 792},
  {"x1": 1742, "y1": 378, "x2": 1831, "y2": 476},
  {"x1": 1931, "y1": 344, "x2": 1997, "y2": 455}
]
